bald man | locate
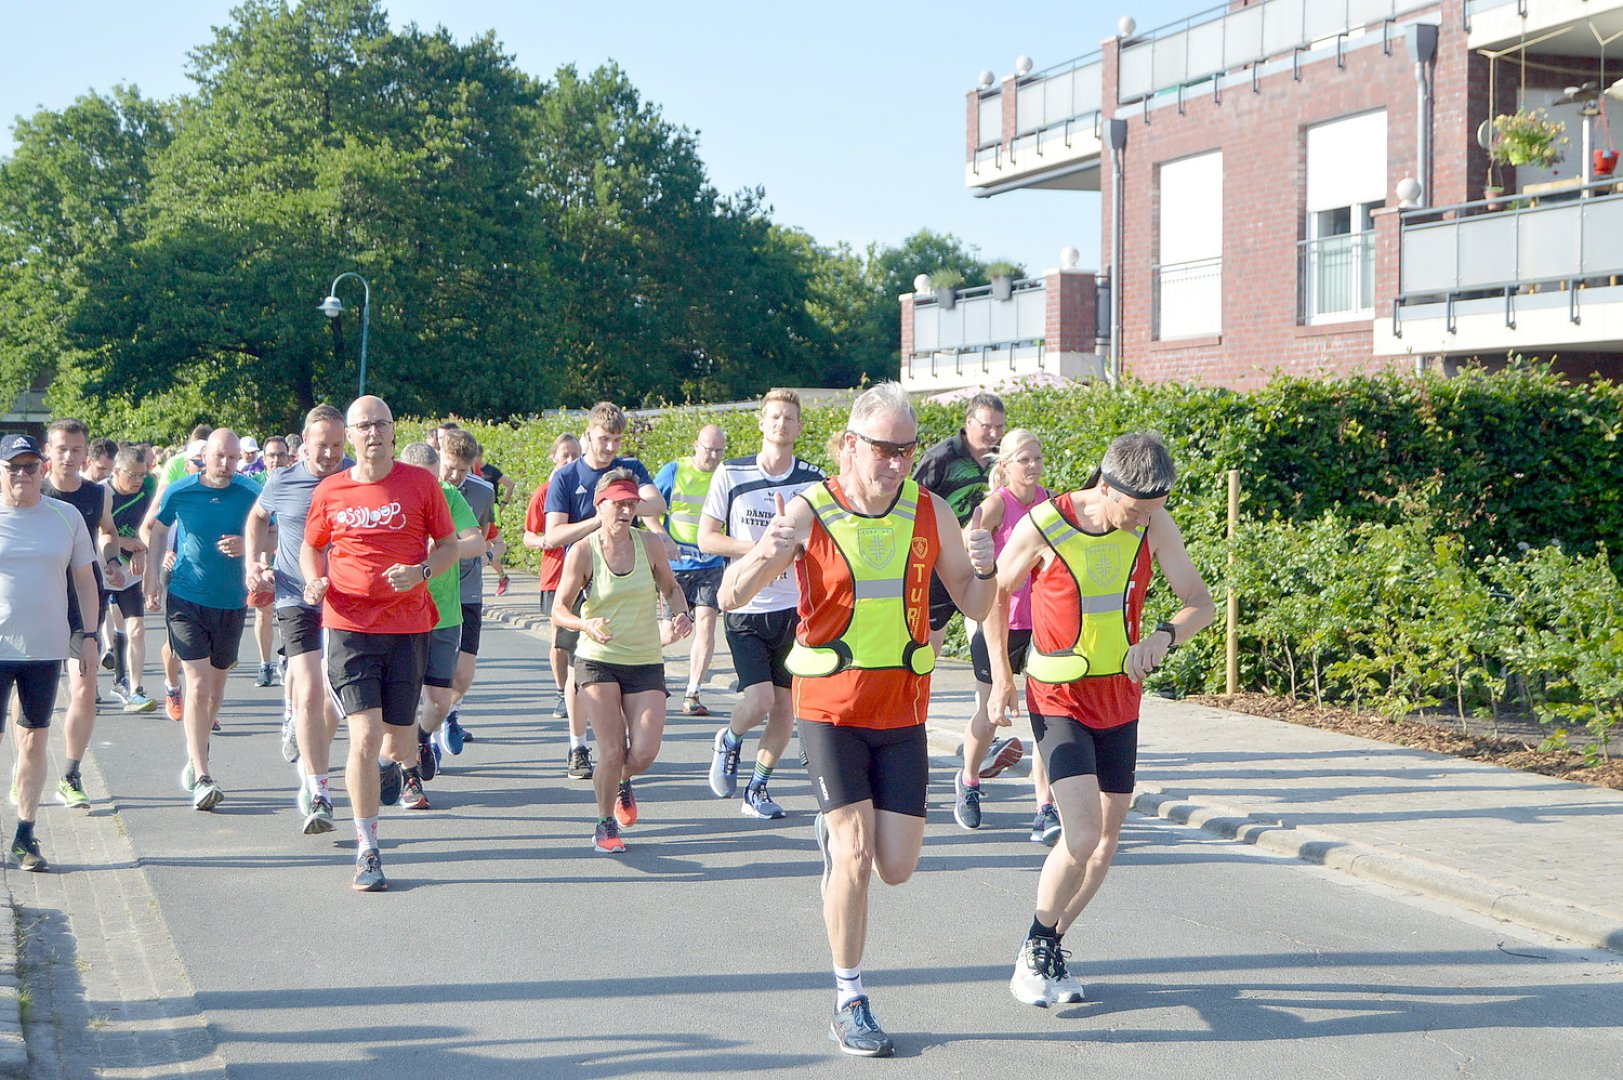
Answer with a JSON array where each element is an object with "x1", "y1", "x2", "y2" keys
[
  {"x1": 655, "y1": 425, "x2": 728, "y2": 714},
  {"x1": 142, "y1": 428, "x2": 261, "y2": 811}
]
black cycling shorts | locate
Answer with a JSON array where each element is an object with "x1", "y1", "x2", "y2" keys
[
  {"x1": 0, "y1": 661, "x2": 59, "y2": 729},
  {"x1": 970, "y1": 627, "x2": 1032, "y2": 685},
  {"x1": 458, "y1": 603, "x2": 483, "y2": 656},
  {"x1": 798, "y1": 720, "x2": 928, "y2": 818},
  {"x1": 1030, "y1": 714, "x2": 1139, "y2": 793}
]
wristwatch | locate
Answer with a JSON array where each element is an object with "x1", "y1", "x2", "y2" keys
[
  {"x1": 1154, "y1": 621, "x2": 1179, "y2": 651},
  {"x1": 419, "y1": 562, "x2": 431, "y2": 580}
]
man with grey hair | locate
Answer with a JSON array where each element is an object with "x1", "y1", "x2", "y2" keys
[
  {"x1": 720, "y1": 380, "x2": 997, "y2": 1057},
  {"x1": 987, "y1": 431, "x2": 1215, "y2": 1008}
]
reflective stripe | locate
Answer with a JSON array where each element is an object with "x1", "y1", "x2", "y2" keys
[
  {"x1": 1079, "y1": 594, "x2": 1123, "y2": 614},
  {"x1": 852, "y1": 579, "x2": 905, "y2": 600}
]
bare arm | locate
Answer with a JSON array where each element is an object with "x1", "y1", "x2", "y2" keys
[
  {"x1": 718, "y1": 493, "x2": 811, "y2": 611},
  {"x1": 300, "y1": 539, "x2": 329, "y2": 606},
  {"x1": 142, "y1": 519, "x2": 170, "y2": 610},
  {"x1": 551, "y1": 542, "x2": 612, "y2": 644},
  {"x1": 987, "y1": 515, "x2": 1048, "y2": 719},
  {"x1": 542, "y1": 510, "x2": 599, "y2": 551},
  {"x1": 453, "y1": 525, "x2": 485, "y2": 560},
  {"x1": 697, "y1": 512, "x2": 752, "y2": 560},
  {"x1": 71, "y1": 561, "x2": 99, "y2": 678},
  {"x1": 1123, "y1": 509, "x2": 1217, "y2": 682},
  {"x1": 931, "y1": 492, "x2": 997, "y2": 622},
  {"x1": 643, "y1": 531, "x2": 692, "y2": 640}
]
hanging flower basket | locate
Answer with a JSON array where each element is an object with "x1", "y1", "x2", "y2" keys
[{"x1": 1488, "y1": 109, "x2": 1568, "y2": 169}]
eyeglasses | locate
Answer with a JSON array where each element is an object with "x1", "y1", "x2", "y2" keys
[
  {"x1": 969, "y1": 414, "x2": 1006, "y2": 435},
  {"x1": 3, "y1": 461, "x2": 42, "y2": 476},
  {"x1": 350, "y1": 420, "x2": 394, "y2": 433},
  {"x1": 849, "y1": 431, "x2": 919, "y2": 460}
]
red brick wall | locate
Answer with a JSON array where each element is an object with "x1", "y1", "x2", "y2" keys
[
  {"x1": 1046, "y1": 271, "x2": 1099, "y2": 353},
  {"x1": 900, "y1": 294, "x2": 915, "y2": 360},
  {"x1": 966, "y1": 90, "x2": 980, "y2": 163}
]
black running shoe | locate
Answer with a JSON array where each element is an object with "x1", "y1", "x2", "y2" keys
[
  {"x1": 828, "y1": 997, "x2": 893, "y2": 1057},
  {"x1": 10, "y1": 836, "x2": 47, "y2": 873},
  {"x1": 417, "y1": 730, "x2": 437, "y2": 782},
  {"x1": 567, "y1": 744, "x2": 594, "y2": 780},
  {"x1": 352, "y1": 848, "x2": 388, "y2": 892},
  {"x1": 378, "y1": 762, "x2": 403, "y2": 808}
]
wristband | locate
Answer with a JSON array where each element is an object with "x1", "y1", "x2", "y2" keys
[
  {"x1": 1155, "y1": 621, "x2": 1179, "y2": 651},
  {"x1": 974, "y1": 567, "x2": 998, "y2": 580}
]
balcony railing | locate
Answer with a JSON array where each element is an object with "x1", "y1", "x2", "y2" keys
[
  {"x1": 913, "y1": 280, "x2": 1047, "y2": 357},
  {"x1": 1298, "y1": 232, "x2": 1376, "y2": 322},
  {"x1": 1118, "y1": 0, "x2": 1437, "y2": 106},
  {"x1": 973, "y1": 52, "x2": 1104, "y2": 175},
  {"x1": 1398, "y1": 183, "x2": 1623, "y2": 300},
  {"x1": 1152, "y1": 257, "x2": 1223, "y2": 339}
]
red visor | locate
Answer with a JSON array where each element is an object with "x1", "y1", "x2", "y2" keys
[{"x1": 593, "y1": 480, "x2": 640, "y2": 505}]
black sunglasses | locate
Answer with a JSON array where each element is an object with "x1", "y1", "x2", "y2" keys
[{"x1": 849, "y1": 431, "x2": 919, "y2": 460}]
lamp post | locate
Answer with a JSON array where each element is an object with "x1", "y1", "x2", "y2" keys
[{"x1": 318, "y1": 272, "x2": 371, "y2": 396}]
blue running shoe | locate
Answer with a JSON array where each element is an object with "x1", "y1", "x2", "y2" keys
[{"x1": 443, "y1": 710, "x2": 466, "y2": 755}]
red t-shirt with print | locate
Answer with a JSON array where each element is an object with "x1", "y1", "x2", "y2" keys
[{"x1": 305, "y1": 462, "x2": 455, "y2": 634}]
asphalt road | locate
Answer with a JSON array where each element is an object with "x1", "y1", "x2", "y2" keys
[{"x1": 22, "y1": 617, "x2": 1623, "y2": 1078}]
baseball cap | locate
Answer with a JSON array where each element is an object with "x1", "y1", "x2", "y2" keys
[
  {"x1": 241, "y1": 436, "x2": 260, "y2": 453},
  {"x1": 593, "y1": 479, "x2": 641, "y2": 505},
  {"x1": 185, "y1": 439, "x2": 206, "y2": 465},
  {"x1": 0, "y1": 434, "x2": 44, "y2": 462}
]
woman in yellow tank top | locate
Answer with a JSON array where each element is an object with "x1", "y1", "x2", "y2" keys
[{"x1": 554, "y1": 469, "x2": 693, "y2": 853}]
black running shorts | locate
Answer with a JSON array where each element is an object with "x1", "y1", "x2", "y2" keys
[
  {"x1": 166, "y1": 594, "x2": 247, "y2": 670},
  {"x1": 573, "y1": 658, "x2": 667, "y2": 697},
  {"x1": 424, "y1": 625, "x2": 462, "y2": 688},
  {"x1": 1030, "y1": 713, "x2": 1139, "y2": 794},
  {"x1": 111, "y1": 582, "x2": 145, "y2": 621},
  {"x1": 798, "y1": 720, "x2": 928, "y2": 818},
  {"x1": 277, "y1": 605, "x2": 323, "y2": 658},
  {"x1": 0, "y1": 661, "x2": 59, "y2": 730},
  {"x1": 674, "y1": 565, "x2": 723, "y2": 610},
  {"x1": 325, "y1": 629, "x2": 428, "y2": 727},
  {"x1": 970, "y1": 627, "x2": 1033, "y2": 685},
  {"x1": 723, "y1": 608, "x2": 798, "y2": 690},
  {"x1": 458, "y1": 603, "x2": 482, "y2": 656}
]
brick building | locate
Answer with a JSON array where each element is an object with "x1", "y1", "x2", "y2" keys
[{"x1": 903, "y1": 0, "x2": 1623, "y2": 393}]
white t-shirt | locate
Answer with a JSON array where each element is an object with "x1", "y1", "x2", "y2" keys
[
  {"x1": 701, "y1": 454, "x2": 825, "y2": 614},
  {"x1": 0, "y1": 499, "x2": 96, "y2": 661}
]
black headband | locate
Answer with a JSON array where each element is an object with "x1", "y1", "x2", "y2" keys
[{"x1": 1098, "y1": 466, "x2": 1172, "y2": 501}]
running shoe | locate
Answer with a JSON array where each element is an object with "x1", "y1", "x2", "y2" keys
[
  {"x1": 191, "y1": 774, "x2": 225, "y2": 812},
  {"x1": 255, "y1": 662, "x2": 275, "y2": 687},
  {"x1": 10, "y1": 837, "x2": 47, "y2": 873},
  {"x1": 211, "y1": 717, "x2": 221, "y2": 733},
  {"x1": 814, "y1": 812, "x2": 833, "y2": 899},
  {"x1": 614, "y1": 780, "x2": 637, "y2": 828},
  {"x1": 1049, "y1": 948, "x2": 1086, "y2": 1003},
  {"x1": 109, "y1": 678, "x2": 130, "y2": 705},
  {"x1": 953, "y1": 772, "x2": 983, "y2": 830},
  {"x1": 277, "y1": 654, "x2": 287, "y2": 683},
  {"x1": 304, "y1": 794, "x2": 335, "y2": 835},
  {"x1": 280, "y1": 713, "x2": 300, "y2": 764},
  {"x1": 296, "y1": 783, "x2": 312, "y2": 817},
  {"x1": 567, "y1": 745, "x2": 594, "y2": 780},
  {"x1": 681, "y1": 694, "x2": 709, "y2": 717},
  {"x1": 442, "y1": 709, "x2": 466, "y2": 755},
  {"x1": 978, "y1": 735, "x2": 1025, "y2": 779},
  {"x1": 1010, "y1": 937, "x2": 1060, "y2": 1007},
  {"x1": 495, "y1": 574, "x2": 510, "y2": 596},
  {"x1": 55, "y1": 774, "x2": 90, "y2": 811},
  {"x1": 124, "y1": 687, "x2": 157, "y2": 714},
  {"x1": 400, "y1": 769, "x2": 429, "y2": 810},
  {"x1": 165, "y1": 687, "x2": 183, "y2": 722},
  {"x1": 180, "y1": 760, "x2": 197, "y2": 793},
  {"x1": 741, "y1": 783, "x2": 786, "y2": 820},
  {"x1": 709, "y1": 727, "x2": 741, "y2": 798},
  {"x1": 100, "y1": 648, "x2": 116, "y2": 672},
  {"x1": 592, "y1": 817, "x2": 625, "y2": 854},
  {"x1": 378, "y1": 761, "x2": 403, "y2": 808},
  {"x1": 550, "y1": 695, "x2": 567, "y2": 720},
  {"x1": 1031, "y1": 803, "x2": 1062, "y2": 846},
  {"x1": 416, "y1": 732, "x2": 437, "y2": 782},
  {"x1": 352, "y1": 848, "x2": 388, "y2": 892},
  {"x1": 828, "y1": 997, "x2": 893, "y2": 1057}
]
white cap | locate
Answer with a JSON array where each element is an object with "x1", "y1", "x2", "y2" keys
[
  {"x1": 185, "y1": 439, "x2": 206, "y2": 462},
  {"x1": 241, "y1": 436, "x2": 260, "y2": 453}
]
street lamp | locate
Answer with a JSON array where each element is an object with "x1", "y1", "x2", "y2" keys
[{"x1": 318, "y1": 272, "x2": 371, "y2": 396}]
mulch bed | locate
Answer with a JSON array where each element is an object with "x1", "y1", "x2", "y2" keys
[{"x1": 1186, "y1": 692, "x2": 1623, "y2": 792}]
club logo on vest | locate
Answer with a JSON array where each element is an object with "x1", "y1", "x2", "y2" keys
[
  {"x1": 857, "y1": 527, "x2": 893, "y2": 570},
  {"x1": 1086, "y1": 546, "x2": 1120, "y2": 587}
]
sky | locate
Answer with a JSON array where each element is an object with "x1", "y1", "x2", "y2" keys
[{"x1": 0, "y1": 0, "x2": 1194, "y2": 278}]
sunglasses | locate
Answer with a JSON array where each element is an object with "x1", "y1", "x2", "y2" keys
[
  {"x1": 3, "y1": 460, "x2": 42, "y2": 476},
  {"x1": 849, "y1": 431, "x2": 919, "y2": 460}
]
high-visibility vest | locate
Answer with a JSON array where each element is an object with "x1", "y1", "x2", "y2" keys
[
  {"x1": 786, "y1": 479, "x2": 935, "y2": 679},
  {"x1": 1024, "y1": 498, "x2": 1146, "y2": 684},
  {"x1": 667, "y1": 460, "x2": 713, "y2": 547}
]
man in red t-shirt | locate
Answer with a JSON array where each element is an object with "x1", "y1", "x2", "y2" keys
[
  {"x1": 521, "y1": 433, "x2": 585, "y2": 758},
  {"x1": 988, "y1": 432, "x2": 1215, "y2": 1008},
  {"x1": 301, "y1": 396, "x2": 458, "y2": 893}
]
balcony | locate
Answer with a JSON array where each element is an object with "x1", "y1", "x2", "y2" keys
[
  {"x1": 967, "y1": 52, "x2": 1104, "y2": 197},
  {"x1": 1373, "y1": 181, "x2": 1623, "y2": 357},
  {"x1": 1298, "y1": 233, "x2": 1376, "y2": 323},
  {"x1": 1467, "y1": 0, "x2": 1623, "y2": 54},
  {"x1": 903, "y1": 274, "x2": 1107, "y2": 392}
]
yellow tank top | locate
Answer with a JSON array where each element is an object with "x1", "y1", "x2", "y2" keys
[{"x1": 576, "y1": 532, "x2": 663, "y2": 666}]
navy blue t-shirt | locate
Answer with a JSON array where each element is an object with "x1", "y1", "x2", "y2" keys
[{"x1": 543, "y1": 456, "x2": 654, "y2": 527}]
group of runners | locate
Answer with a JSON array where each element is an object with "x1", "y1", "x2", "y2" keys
[{"x1": 0, "y1": 381, "x2": 1216, "y2": 1058}]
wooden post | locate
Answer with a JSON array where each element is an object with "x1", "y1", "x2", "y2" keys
[{"x1": 1226, "y1": 468, "x2": 1240, "y2": 695}]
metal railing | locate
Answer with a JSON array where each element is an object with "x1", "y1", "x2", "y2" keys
[
  {"x1": 913, "y1": 280, "x2": 1047, "y2": 356},
  {"x1": 973, "y1": 51, "x2": 1104, "y2": 172},
  {"x1": 1298, "y1": 232, "x2": 1376, "y2": 321},
  {"x1": 1152, "y1": 257, "x2": 1223, "y2": 339},
  {"x1": 1118, "y1": 0, "x2": 1437, "y2": 105}
]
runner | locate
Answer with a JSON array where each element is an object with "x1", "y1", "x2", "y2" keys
[
  {"x1": 141, "y1": 429, "x2": 261, "y2": 811},
  {"x1": 654, "y1": 425, "x2": 727, "y2": 716},
  {"x1": 523, "y1": 433, "x2": 587, "y2": 764},
  {"x1": 436, "y1": 428, "x2": 502, "y2": 756},
  {"x1": 246, "y1": 404, "x2": 351, "y2": 835},
  {"x1": 0, "y1": 434, "x2": 100, "y2": 872},
  {"x1": 103, "y1": 444, "x2": 158, "y2": 713},
  {"x1": 149, "y1": 434, "x2": 207, "y2": 721},
  {"x1": 40, "y1": 418, "x2": 124, "y2": 811},
  {"x1": 552, "y1": 469, "x2": 692, "y2": 854},
  {"x1": 719, "y1": 381, "x2": 996, "y2": 1056},
  {"x1": 542, "y1": 404, "x2": 673, "y2": 778},
  {"x1": 697, "y1": 390, "x2": 824, "y2": 820},
  {"x1": 248, "y1": 435, "x2": 293, "y2": 689},
  {"x1": 83, "y1": 438, "x2": 117, "y2": 484},
  {"x1": 913, "y1": 392, "x2": 1005, "y2": 656},
  {"x1": 953, "y1": 428, "x2": 1057, "y2": 838},
  {"x1": 988, "y1": 433, "x2": 1214, "y2": 1007},
  {"x1": 301, "y1": 396, "x2": 458, "y2": 892}
]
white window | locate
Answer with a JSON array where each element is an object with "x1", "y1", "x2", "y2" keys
[
  {"x1": 1156, "y1": 151, "x2": 1223, "y2": 339},
  {"x1": 1303, "y1": 110, "x2": 1387, "y2": 321}
]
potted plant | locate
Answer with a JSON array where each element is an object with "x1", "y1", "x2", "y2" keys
[
  {"x1": 1489, "y1": 108, "x2": 1568, "y2": 170},
  {"x1": 931, "y1": 268, "x2": 965, "y2": 310},
  {"x1": 986, "y1": 260, "x2": 1022, "y2": 301}
]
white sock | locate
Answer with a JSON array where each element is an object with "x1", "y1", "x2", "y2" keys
[
  {"x1": 354, "y1": 815, "x2": 378, "y2": 852},
  {"x1": 569, "y1": 733, "x2": 586, "y2": 750},
  {"x1": 307, "y1": 773, "x2": 329, "y2": 800},
  {"x1": 835, "y1": 965, "x2": 864, "y2": 1009},
  {"x1": 686, "y1": 679, "x2": 701, "y2": 696}
]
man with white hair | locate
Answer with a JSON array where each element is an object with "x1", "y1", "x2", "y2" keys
[{"x1": 720, "y1": 381, "x2": 997, "y2": 1057}]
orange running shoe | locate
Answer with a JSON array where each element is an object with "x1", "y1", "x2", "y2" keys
[
  {"x1": 165, "y1": 687, "x2": 183, "y2": 722},
  {"x1": 593, "y1": 818, "x2": 625, "y2": 853},
  {"x1": 614, "y1": 780, "x2": 638, "y2": 828}
]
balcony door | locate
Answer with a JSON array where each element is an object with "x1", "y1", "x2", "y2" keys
[{"x1": 1303, "y1": 110, "x2": 1386, "y2": 323}]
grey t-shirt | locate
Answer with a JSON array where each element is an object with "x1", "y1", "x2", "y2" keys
[
  {"x1": 0, "y1": 499, "x2": 95, "y2": 661},
  {"x1": 457, "y1": 474, "x2": 497, "y2": 604},
  {"x1": 256, "y1": 460, "x2": 351, "y2": 609}
]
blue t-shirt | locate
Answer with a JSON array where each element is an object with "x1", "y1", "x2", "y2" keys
[
  {"x1": 543, "y1": 456, "x2": 654, "y2": 528},
  {"x1": 256, "y1": 459, "x2": 352, "y2": 609},
  {"x1": 155, "y1": 473, "x2": 261, "y2": 610},
  {"x1": 654, "y1": 460, "x2": 723, "y2": 572}
]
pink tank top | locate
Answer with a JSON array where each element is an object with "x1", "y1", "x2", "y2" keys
[{"x1": 995, "y1": 484, "x2": 1048, "y2": 629}]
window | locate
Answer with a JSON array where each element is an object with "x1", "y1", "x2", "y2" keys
[
  {"x1": 1154, "y1": 150, "x2": 1223, "y2": 339},
  {"x1": 1301, "y1": 110, "x2": 1386, "y2": 321}
]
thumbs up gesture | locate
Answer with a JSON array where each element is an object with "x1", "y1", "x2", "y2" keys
[
  {"x1": 965, "y1": 504, "x2": 996, "y2": 578},
  {"x1": 764, "y1": 491, "x2": 799, "y2": 559}
]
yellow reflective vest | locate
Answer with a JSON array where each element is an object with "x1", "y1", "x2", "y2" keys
[{"x1": 1024, "y1": 498, "x2": 1146, "y2": 684}]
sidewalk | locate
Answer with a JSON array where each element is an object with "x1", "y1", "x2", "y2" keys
[{"x1": 487, "y1": 569, "x2": 1623, "y2": 955}]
